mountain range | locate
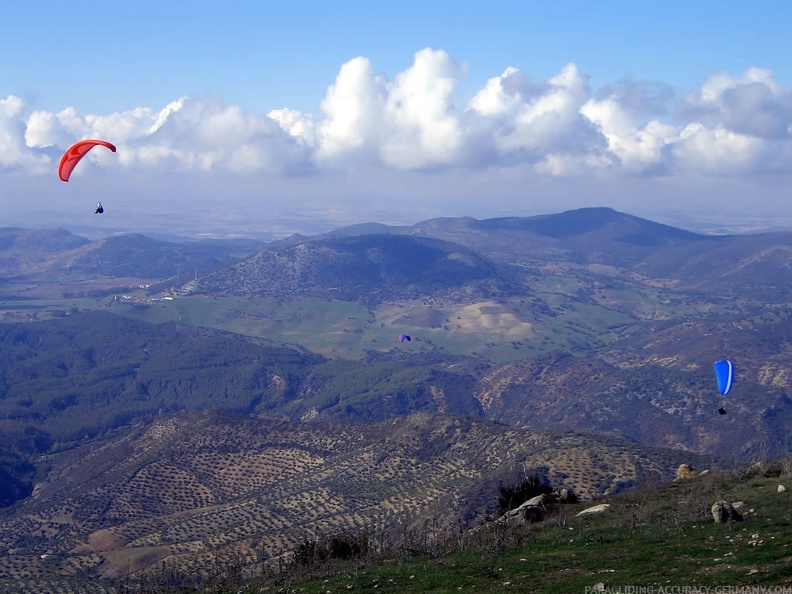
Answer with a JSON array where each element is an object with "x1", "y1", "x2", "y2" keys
[{"x1": 1, "y1": 206, "x2": 792, "y2": 590}]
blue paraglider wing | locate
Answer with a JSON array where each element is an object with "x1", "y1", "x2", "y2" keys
[
  {"x1": 714, "y1": 360, "x2": 734, "y2": 395},
  {"x1": 399, "y1": 334, "x2": 411, "y2": 342}
]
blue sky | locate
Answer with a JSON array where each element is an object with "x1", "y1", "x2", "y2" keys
[
  {"x1": 2, "y1": 1, "x2": 792, "y2": 238},
  {"x1": 5, "y1": 1, "x2": 788, "y2": 113}
]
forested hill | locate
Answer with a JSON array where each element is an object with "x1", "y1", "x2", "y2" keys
[
  {"x1": 0, "y1": 310, "x2": 484, "y2": 506},
  {"x1": 181, "y1": 233, "x2": 516, "y2": 304}
]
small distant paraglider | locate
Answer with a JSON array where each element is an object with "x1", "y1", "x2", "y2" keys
[
  {"x1": 714, "y1": 359, "x2": 734, "y2": 415},
  {"x1": 396, "y1": 334, "x2": 413, "y2": 359},
  {"x1": 58, "y1": 139, "x2": 117, "y2": 214}
]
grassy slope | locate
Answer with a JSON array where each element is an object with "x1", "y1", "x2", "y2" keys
[
  {"x1": 238, "y1": 464, "x2": 792, "y2": 593},
  {"x1": 4, "y1": 467, "x2": 791, "y2": 593}
]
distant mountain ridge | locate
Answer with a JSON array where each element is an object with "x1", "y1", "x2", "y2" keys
[
  {"x1": 0, "y1": 227, "x2": 90, "y2": 277},
  {"x1": 331, "y1": 207, "x2": 710, "y2": 267},
  {"x1": 159, "y1": 207, "x2": 792, "y2": 306},
  {"x1": 174, "y1": 207, "x2": 712, "y2": 303},
  {"x1": 0, "y1": 228, "x2": 263, "y2": 279},
  {"x1": 6, "y1": 207, "x2": 792, "y2": 288}
]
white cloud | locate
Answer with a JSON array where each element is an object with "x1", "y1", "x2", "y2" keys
[
  {"x1": 466, "y1": 64, "x2": 602, "y2": 166},
  {"x1": 678, "y1": 68, "x2": 792, "y2": 139},
  {"x1": 672, "y1": 123, "x2": 768, "y2": 175},
  {"x1": 26, "y1": 107, "x2": 87, "y2": 149},
  {"x1": 312, "y1": 48, "x2": 466, "y2": 169},
  {"x1": 581, "y1": 97, "x2": 676, "y2": 173},
  {"x1": 316, "y1": 56, "x2": 385, "y2": 162},
  {"x1": 136, "y1": 98, "x2": 308, "y2": 173},
  {"x1": 3, "y1": 54, "x2": 792, "y2": 185},
  {"x1": 379, "y1": 48, "x2": 465, "y2": 169},
  {"x1": 0, "y1": 96, "x2": 49, "y2": 172},
  {"x1": 268, "y1": 108, "x2": 317, "y2": 148}
]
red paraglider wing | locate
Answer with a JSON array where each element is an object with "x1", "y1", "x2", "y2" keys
[{"x1": 58, "y1": 139, "x2": 117, "y2": 182}]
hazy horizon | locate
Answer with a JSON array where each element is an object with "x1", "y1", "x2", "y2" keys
[{"x1": 3, "y1": 1, "x2": 792, "y2": 239}]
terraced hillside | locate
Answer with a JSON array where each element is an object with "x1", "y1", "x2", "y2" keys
[{"x1": 0, "y1": 412, "x2": 716, "y2": 592}]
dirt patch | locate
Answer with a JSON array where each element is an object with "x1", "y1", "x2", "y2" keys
[
  {"x1": 100, "y1": 546, "x2": 172, "y2": 578},
  {"x1": 451, "y1": 301, "x2": 533, "y2": 336},
  {"x1": 87, "y1": 528, "x2": 126, "y2": 552}
]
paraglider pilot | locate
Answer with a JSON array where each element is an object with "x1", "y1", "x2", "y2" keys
[
  {"x1": 57, "y1": 139, "x2": 116, "y2": 216},
  {"x1": 714, "y1": 360, "x2": 733, "y2": 417}
]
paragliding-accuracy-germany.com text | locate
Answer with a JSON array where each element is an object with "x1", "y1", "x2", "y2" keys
[{"x1": 584, "y1": 584, "x2": 792, "y2": 594}]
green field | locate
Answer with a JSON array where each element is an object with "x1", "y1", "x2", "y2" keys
[
  {"x1": 0, "y1": 283, "x2": 669, "y2": 363},
  {"x1": 0, "y1": 266, "x2": 746, "y2": 363},
  {"x1": 103, "y1": 294, "x2": 641, "y2": 363}
]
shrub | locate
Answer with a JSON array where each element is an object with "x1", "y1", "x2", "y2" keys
[{"x1": 497, "y1": 473, "x2": 552, "y2": 516}]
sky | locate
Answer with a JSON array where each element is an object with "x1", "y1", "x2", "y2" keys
[{"x1": 2, "y1": 0, "x2": 792, "y2": 239}]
